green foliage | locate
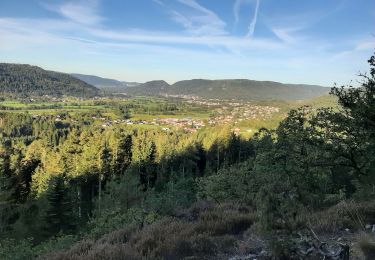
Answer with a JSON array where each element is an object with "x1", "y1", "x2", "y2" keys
[
  {"x1": 359, "y1": 234, "x2": 375, "y2": 260},
  {"x1": 144, "y1": 178, "x2": 197, "y2": 215},
  {"x1": 127, "y1": 79, "x2": 329, "y2": 101},
  {"x1": 115, "y1": 104, "x2": 131, "y2": 119},
  {"x1": 44, "y1": 175, "x2": 76, "y2": 237},
  {"x1": 197, "y1": 161, "x2": 254, "y2": 203},
  {"x1": 0, "y1": 63, "x2": 99, "y2": 97},
  {"x1": 86, "y1": 207, "x2": 159, "y2": 240},
  {"x1": 0, "y1": 238, "x2": 35, "y2": 260},
  {"x1": 1, "y1": 53, "x2": 375, "y2": 259},
  {"x1": 100, "y1": 172, "x2": 143, "y2": 213}
]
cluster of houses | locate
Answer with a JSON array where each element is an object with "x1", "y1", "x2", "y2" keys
[
  {"x1": 208, "y1": 104, "x2": 280, "y2": 125},
  {"x1": 99, "y1": 117, "x2": 206, "y2": 133},
  {"x1": 171, "y1": 96, "x2": 281, "y2": 122},
  {"x1": 154, "y1": 118, "x2": 205, "y2": 132},
  {"x1": 29, "y1": 96, "x2": 281, "y2": 135},
  {"x1": 233, "y1": 105, "x2": 280, "y2": 120}
]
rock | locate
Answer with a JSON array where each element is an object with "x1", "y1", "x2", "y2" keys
[{"x1": 365, "y1": 224, "x2": 372, "y2": 229}]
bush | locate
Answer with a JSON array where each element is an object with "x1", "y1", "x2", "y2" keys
[
  {"x1": 0, "y1": 238, "x2": 34, "y2": 260},
  {"x1": 144, "y1": 178, "x2": 197, "y2": 215},
  {"x1": 358, "y1": 234, "x2": 375, "y2": 260},
  {"x1": 86, "y1": 207, "x2": 159, "y2": 239},
  {"x1": 194, "y1": 204, "x2": 255, "y2": 235},
  {"x1": 197, "y1": 162, "x2": 255, "y2": 204},
  {"x1": 39, "y1": 203, "x2": 253, "y2": 259},
  {"x1": 308, "y1": 200, "x2": 375, "y2": 233}
]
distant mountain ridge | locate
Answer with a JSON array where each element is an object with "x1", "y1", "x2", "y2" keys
[
  {"x1": 123, "y1": 79, "x2": 330, "y2": 101},
  {"x1": 0, "y1": 63, "x2": 330, "y2": 100},
  {"x1": 0, "y1": 63, "x2": 99, "y2": 97},
  {"x1": 71, "y1": 73, "x2": 140, "y2": 91}
]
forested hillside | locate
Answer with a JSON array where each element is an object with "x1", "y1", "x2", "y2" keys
[
  {"x1": 0, "y1": 54, "x2": 374, "y2": 259},
  {"x1": 71, "y1": 73, "x2": 140, "y2": 90},
  {"x1": 125, "y1": 79, "x2": 329, "y2": 101},
  {"x1": 0, "y1": 63, "x2": 328, "y2": 100},
  {"x1": 0, "y1": 64, "x2": 99, "y2": 97}
]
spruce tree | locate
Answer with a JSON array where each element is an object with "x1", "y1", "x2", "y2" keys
[
  {"x1": 44, "y1": 175, "x2": 75, "y2": 237},
  {"x1": 113, "y1": 134, "x2": 132, "y2": 176},
  {"x1": 0, "y1": 143, "x2": 17, "y2": 235}
]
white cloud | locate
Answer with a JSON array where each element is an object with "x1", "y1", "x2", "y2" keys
[
  {"x1": 55, "y1": 0, "x2": 103, "y2": 25},
  {"x1": 87, "y1": 27, "x2": 283, "y2": 50},
  {"x1": 0, "y1": 16, "x2": 282, "y2": 52},
  {"x1": 246, "y1": 0, "x2": 260, "y2": 38},
  {"x1": 152, "y1": 0, "x2": 165, "y2": 6},
  {"x1": 233, "y1": 0, "x2": 245, "y2": 25},
  {"x1": 171, "y1": 10, "x2": 193, "y2": 31},
  {"x1": 271, "y1": 27, "x2": 300, "y2": 44},
  {"x1": 233, "y1": 0, "x2": 261, "y2": 37},
  {"x1": 355, "y1": 40, "x2": 375, "y2": 51},
  {"x1": 0, "y1": 0, "x2": 371, "y2": 85},
  {"x1": 160, "y1": 0, "x2": 227, "y2": 36}
]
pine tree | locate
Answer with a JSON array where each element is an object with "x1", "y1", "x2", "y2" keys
[
  {"x1": 98, "y1": 141, "x2": 112, "y2": 214},
  {"x1": 113, "y1": 134, "x2": 132, "y2": 176},
  {"x1": 44, "y1": 175, "x2": 75, "y2": 237},
  {"x1": 0, "y1": 143, "x2": 17, "y2": 234},
  {"x1": 140, "y1": 141, "x2": 157, "y2": 189}
]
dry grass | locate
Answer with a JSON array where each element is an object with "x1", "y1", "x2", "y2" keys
[
  {"x1": 194, "y1": 207, "x2": 254, "y2": 235},
  {"x1": 97, "y1": 225, "x2": 137, "y2": 245},
  {"x1": 307, "y1": 200, "x2": 375, "y2": 233},
  {"x1": 358, "y1": 233, "x2": 375, "y2": 260},
  {"x1": 42, "y1": 203, "x2": 255, "y2": 259}
]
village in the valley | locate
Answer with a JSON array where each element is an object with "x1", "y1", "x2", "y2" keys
[{"x1": 29, "y1": 96, "x2": 281, "y2": 134}]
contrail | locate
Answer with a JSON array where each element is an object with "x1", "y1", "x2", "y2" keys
[{"x1": 247, "y1": 0, "x2": 260, "y2": 38}]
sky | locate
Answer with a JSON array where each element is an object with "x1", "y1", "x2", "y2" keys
[{"x1": 0, "y1": 0, "x2": 374, "y2": 86}]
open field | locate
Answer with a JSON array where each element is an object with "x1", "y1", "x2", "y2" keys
[{"x1": 0, "y1": 94, "x2": 338, "y2": 136}]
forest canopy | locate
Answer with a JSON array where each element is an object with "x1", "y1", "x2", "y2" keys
[
  {"x1": 0, "y1": 53, "x2": 375, "y2": 259},
  {"x1": 0, "y1": 63, "x2": 99, "y2": 97}
]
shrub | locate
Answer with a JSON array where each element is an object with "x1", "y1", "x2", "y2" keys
[
  {"x1": 195, "y1": 207, "x2": 254, "y2": 235},
  {"x1": 86, "y1": 207, "x2": 159, "y2": 239},
  {"x1": 38, "y1": 203, "x2": 255, "y2": 259},
  {"x1": 129, "y1": 218, "x2": 196, "y2": 259},
  {"x1": 0, "y1": 238, "x2": 34, "y2": 260},
  {"x1": 197, "y1": 162, "x2": 255, "y2": 204},
  {"x1": 308, "y1": 200, "x2": 375, "y2": 233},
  {"x1": 358, "y1": 234, "x2": 375, "y2": 260}
]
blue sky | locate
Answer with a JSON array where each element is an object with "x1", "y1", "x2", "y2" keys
[{"x1": 0, "y1": 0, "x2": 374, "y2": 85}]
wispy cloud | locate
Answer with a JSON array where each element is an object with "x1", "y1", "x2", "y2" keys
[
  {"x1": 177, "y1": 0, "x2": 217, "y2": 16},
  {"x1": 233, "y1": 0, "x2": 261, "y2": 37},
  {"x1": 246, "y1": 0, "x2": 260, "y2": 38},
  {"x1": 355, "y1": 39, "x2": 375, "y2": 51},
  {"x1": 0, "y1": 0, "x2": 372, "y2": 85},
  {"x1": 152, "y1": 0, "x2": 165, "y2": 6},
  {"x1": 0, "y1": 16, "x2": 282, "y2": 52},
  {"x1": 50, "y1": 0, "x2": 103, "y2": 25},
  {"x1": 233, "y1": 0, "x2": 247, "y2": 25},
  {"x1": 161, "y1": 0, "x2": 227, "y2": 36},
  {"x1": 271, "y1": 27, "x2": 301, "y2": 44}
]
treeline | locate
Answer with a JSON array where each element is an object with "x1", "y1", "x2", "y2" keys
[
  {"x1": 0, "y1": 63, "x2": 99, "y2": 97},
  {"x1": 0, "y1": 109, "x2": 253, "y2": 242},
  {"x1": 0, "y1": 104, "x2": 65, "y2": 111},
  {"x1": 0, "y1": 54, "x2": 375, "y2": 259}
]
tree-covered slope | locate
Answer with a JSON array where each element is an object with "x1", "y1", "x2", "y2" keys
[
  {"x1": 125, "y1": 79, "x2": 330, "y2": 101},
  {"x1": 0, "y1": 64, "x2": 99, "y2": 97},
  {"x1": 1, "y1": 53, "x2": 375, "y2": 259},
  {"x1": 71, "y1": 73, "x2": 140, "y2": 90}
]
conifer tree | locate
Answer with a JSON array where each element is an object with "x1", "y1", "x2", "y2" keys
[
  {"x1": 44, "y1": 175, "x2": 75, "y2": 237},
  {"x1": 113, "y1": 134, "x2": 132, "y2": 176},
  {"x1": 98, "y1": 141, "x2": 112, "y2": 214}
]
